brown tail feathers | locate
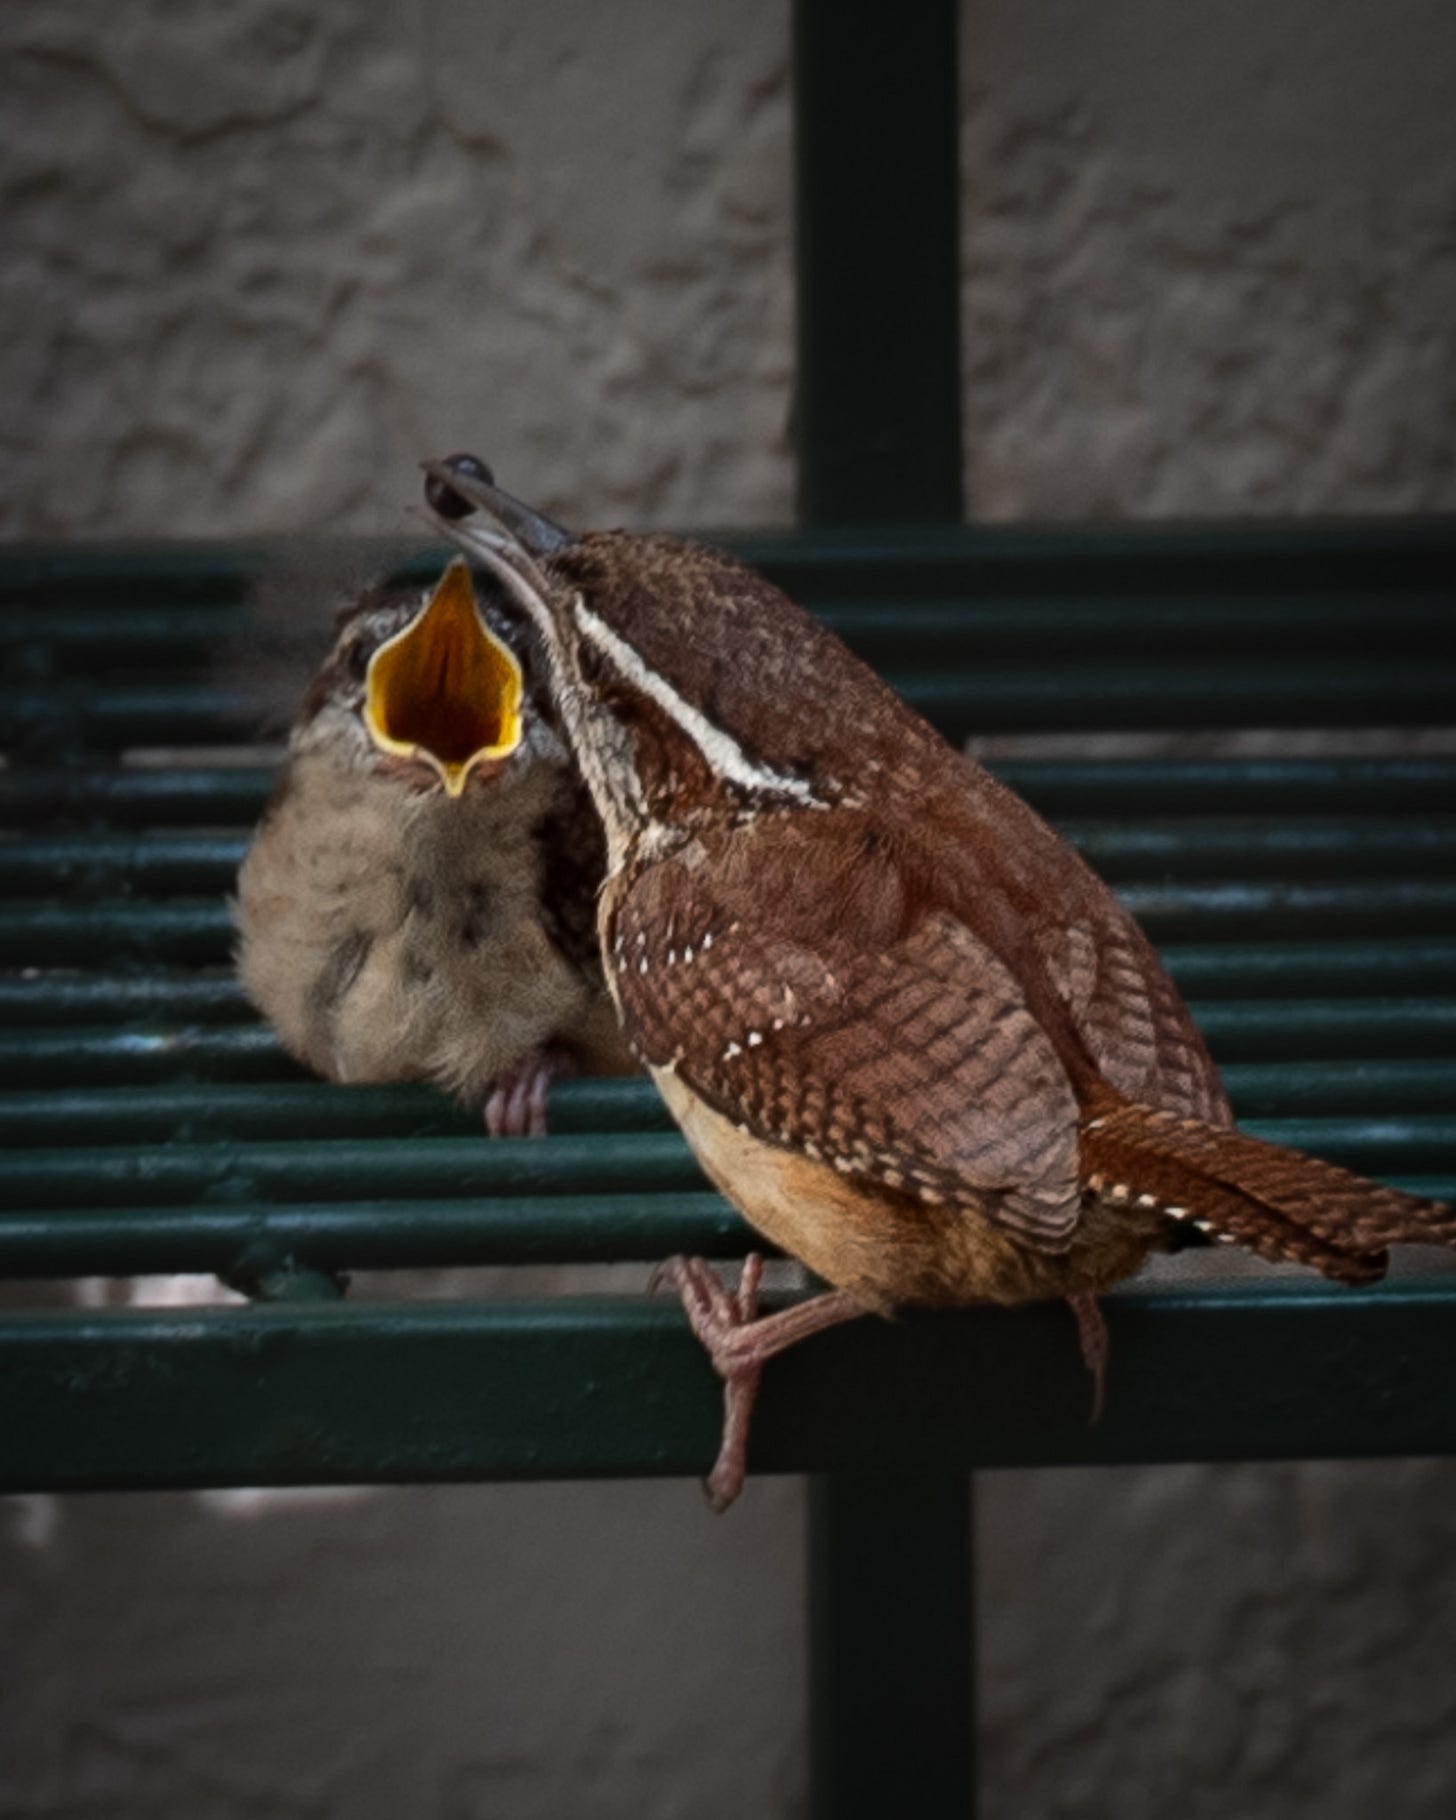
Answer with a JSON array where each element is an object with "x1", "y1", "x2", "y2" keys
[{"x1": 1082, "y1": 1100, "x2": 1456, "y2": 1286}]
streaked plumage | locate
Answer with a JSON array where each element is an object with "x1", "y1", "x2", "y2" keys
[
  {"x1": 424, "y1": 458, "x2": 1455, "y2": 1504},
  {"x1": 235, "y1": 559, "x2": 629, "y2": 1133}
]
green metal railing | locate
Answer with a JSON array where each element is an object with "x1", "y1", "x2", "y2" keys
[{"x1": 8, "y1": 556, "x2": 1454, "y2": 1818}]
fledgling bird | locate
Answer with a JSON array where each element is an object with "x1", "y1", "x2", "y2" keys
[
  {"x1": 424, "y1": 453, "x2": 1456, "y2": 1505},
  {"x1": 235, "y1": 539, "x2": 630, "y2": 1135}
]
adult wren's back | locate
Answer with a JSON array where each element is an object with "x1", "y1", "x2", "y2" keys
[{"x1": 424, "y1": 454, "x2": 1456, "y2": 1505}]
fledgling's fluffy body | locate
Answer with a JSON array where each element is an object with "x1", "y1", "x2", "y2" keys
[{"x1": 235, "y1": 574, "x2": 630, "y2": 1126}]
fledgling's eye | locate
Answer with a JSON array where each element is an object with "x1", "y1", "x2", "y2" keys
[{"x1": 345, "y1": 637, "x2": 371, "y2": 682}]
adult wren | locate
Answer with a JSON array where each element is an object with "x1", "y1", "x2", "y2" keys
[
  {"x1": 235, "y1": 529, "x2": 630, "y2": 1135},
  {"x1": 424, "y1": 453, "x2": 1456, "y2": 1505}
]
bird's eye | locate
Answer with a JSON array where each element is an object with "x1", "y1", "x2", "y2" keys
[{"x1": 345, "y1": 638, "x2": 371, "y2": 682}]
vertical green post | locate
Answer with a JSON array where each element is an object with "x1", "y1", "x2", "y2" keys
[
  {"x1": 792, "y1": 0, "x2": 975, "y2": 1812},
  {"x1": 792, "y1": 0, "x2": 964, "y2": 523},
  {"x1": 808, "y1": 1474, "x2": 977, "y2": 1819}
]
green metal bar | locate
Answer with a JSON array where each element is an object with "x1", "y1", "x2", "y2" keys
[
  {"x1": 2, "y1": 834, "x2": 248, "y2": 896},
  {"x1": 4, "y1": 1058, "x2": 1450, "y2": 1151},
  {"x1": 1193, "y1": 998, "x2": 1456, "y2": 1059},
  {"x1": 0, "y1": 605, "x2": 249, "y2": 677},
  {"x1": 1116, "y1": 880, "x2": 1456, "y2": 941},
  {"x1": 0, "y1": 971, "x2": 250, "y2": 1026},
  {"x1": 0, "y1": 1191, "x2": 747, "y2": 1279},
  {"x1": 809, "y1": 1474, "x2": 975, "y2": 1820},
  {"x1": 5, "y1": 1280, "x2": 1456, "y2": 1492},
  {"x1": 11, "y1": 819, "x2": 1456, "y2": 898},
  {"x1": 814, "y1": 594, "x2": 1456, "y2": 660},
  {"x1": 10, "y1": 886, "x2": 1455, "y2": 969},
  {"x1": 2, "y1": 1177, "x2": 1449, "y2": 1285},
  {"x1": 0, "y1": 684, "x2": 251, "y2": 755},
  {"x1": 3, "y1": 1119, "x2": 1449, "y2": 1215},
  {"x1": 7, "y1": 759, "x2": 1454, "y2": 832},
  {"x1": 13, "y1": 597, "x2": 1456, "y2": 685},
  {"x1": 0, "y1": 1076, "x2": 672, "y2": 1145},
  {"x1": 7, "y1": 661, "x2": 1453, "y2": 755},
  {"x1": 1066, "y1": 819, "x2": 1456, "y2": 879},
  {"x1": 736, "y1": 520, "x2": 1456, "y2": 595},
  {"x1": 0, "y1": 1025, "x2": 295, "y2": 1086},
  {"x1": 2, "y1": 999, "x2": 1449, "y2": 1090},
  {"x1": 1160, "y1": 939, "x2": 1456, "y2": 999},
  {"x1": 3, "y1": 520, "x2": 1454, "y2": 599},
  {"x1": 893, "y1": 661, "x2": 1456, "y2": 731},
  {"x1": 1223, "y1": 1059, "x2": 1456, "y2": 1117},
  {"x1": 2, "y1": 944, "x2": 1452, "y2": 1035},
  {"x1": 0, "y1": 767, "x2": 276, "y2": 830},
  {"x1": 0, "y1": 1130, "x2": 712, "y2": 1208},
  {"x1": 792, "y1": 0, "x2": 962, "y2": 523},
  {"x1": 0, "y1": 902, "x2": 235, "y2": 965},
  {"x1": 1001, "y1": 758, "x2": 1456, "y2": 819}
]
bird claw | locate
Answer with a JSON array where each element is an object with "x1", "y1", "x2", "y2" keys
[
  {"x1": 1067, "y1": 1291, "x2": 1108, "y2": 1425},
  {"x1": 483, "y1": 1044, "x2": 577, "y2": 1138},
  {"x1": 648, "y1": 1254, "x2": 763, "y2": 1373},
  {"x1": 650, "y1": 1254, "x2": 767, "y2": 1512}
]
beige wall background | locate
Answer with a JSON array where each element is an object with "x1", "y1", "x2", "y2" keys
[{"x1": 3, "y1": 2, "x2": 1456, "y2": 1816}]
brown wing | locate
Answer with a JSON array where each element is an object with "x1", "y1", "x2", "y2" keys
[
  {"x1": 1039, "y1": 910, "x2": 1232, "y2": 1126},
  {"x1": 944, "y1": 763, "x2": 1232, "y2": 1127},
  {"x1": 608, "y1": 823, "x2": 1082, "y2": 1249}
]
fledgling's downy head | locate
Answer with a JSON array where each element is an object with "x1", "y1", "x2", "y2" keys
[
  {"x1": 291, "y1": 555, "x2": 563, "y2": 798},
  {"x1": 421, "y1": 453, "x2": 893, "y2": 849}
]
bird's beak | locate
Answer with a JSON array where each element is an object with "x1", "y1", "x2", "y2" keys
[
  {"x1": 364, "y1": 558, "x2": 524, "y2": 797},
  {"x1": 419, "y1": 457, "x2": 575, "y2": 647}
]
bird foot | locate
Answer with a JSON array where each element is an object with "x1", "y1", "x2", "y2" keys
[
  {"x1": 649, "y1": 1254, "x2": 868, "y2": 1512},
  {"x1": 1067, "y1": 1291, "x2": 1108, "y2": 1424},
  {"x1": 484, "y1": 1043, "x2": 577, "y2": 1138},
  {"x1": 649, "y1": 1254, "x2": 765, "y2": 1511},
  {"x1": 648, "y1": 1252, "x2": 765, "y2": 1372}
]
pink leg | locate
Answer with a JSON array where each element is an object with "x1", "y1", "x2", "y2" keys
[
  {"x1": 1067, "y1": 1291, "x2": 1109, "y2": 1424},
  {"x1": 484, "y1": 1043, "x2": 578, "y2": 1138},
  {"x1": 650, "y1": 1253, "x2": 868, "y2": 1511}
]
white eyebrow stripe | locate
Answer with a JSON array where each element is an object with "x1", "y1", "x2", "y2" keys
[{"x1": 572, "y1": 598, "x2": 823, "y2": 806}]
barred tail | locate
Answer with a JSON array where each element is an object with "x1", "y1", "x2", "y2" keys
[{"x1": 1082, "y1": 1100, "x2": 1456, "y2": 1286}]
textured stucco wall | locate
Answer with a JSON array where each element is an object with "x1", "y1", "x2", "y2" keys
[
  {"x1": 4, "y1": 2, "x2": 1456, "y2": 1817},
  {"x1": 3, "y1": 0, "x2": 795, "y2": 538},
  {"x1": 9, "y1": 0, "x2": 1452, "y2": 536},
  {"x1": 960, "y1": 0, "x2": 1456, "y2": 516}
]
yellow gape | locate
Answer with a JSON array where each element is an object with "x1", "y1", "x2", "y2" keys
[{"x1": 365, "y1": 557, "x2": 524, "y2": 795}]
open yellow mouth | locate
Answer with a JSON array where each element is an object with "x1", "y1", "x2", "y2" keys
[{"x1": 364, "y1": 558, "x2": 524, "y2": 796}]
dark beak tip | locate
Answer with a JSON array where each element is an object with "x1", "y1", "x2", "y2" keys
[
  {"x1": 423, "y1": 453, "x2": 495, "y2": 523},
  {"x1": 420, "y1": 454, "x2": 578, "y2": 558}
]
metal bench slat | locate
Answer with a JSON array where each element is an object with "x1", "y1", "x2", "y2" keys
[
  {"x1": 8, "y1": 757, "x2": 1455, "y2": 830},
  {"x1": 5, "y1": 1280, "x2": 1456, "y2": 1494},
  {"x1": 3, "y1": 1119, "x2": 1450, "y2": 1219},
  {"x1": 11, "y1": 595, "x2": 1455, "y2": 683},
  {"x1": 4, "y1": 1059, "x2": 1451, "y2": 1150},
  {"x1": 9, "y1": 883, "x2": 1456, "y2": 967},
  {"x1": 4, "y1": 940, "x2": 1455, "y2": 1030},
  {"x1": 7, "y1": 1061, "x2": 1454, "y2": 1148},
  {"x1": 9, "y1": 660, "x2": 1455, "y2": 755},
  {"x1": 10, "y1": 818, "x2": 1456, "y2": 897}
]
